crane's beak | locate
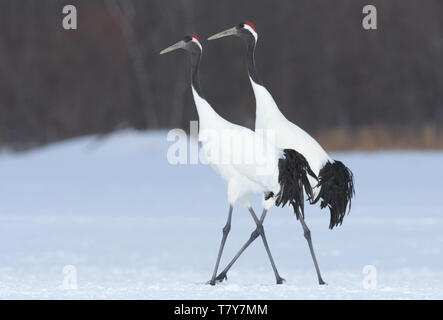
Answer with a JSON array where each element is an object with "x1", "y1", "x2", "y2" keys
[
  {"x1": 208, "y1": 27, "x2": 237, "y2": 40},
  {"x1": 160, "y1": 40, "x2": 186, "y2": 55}
]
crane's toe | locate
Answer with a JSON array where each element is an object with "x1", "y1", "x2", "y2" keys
[
  {"x1": 206, "y1": 279, "x2": 216, "y2": 286},
  {"x1": 215, "y1": 272, "x2": 228, "y2": 283},
  {"x1": 206, "y1": 273, "x2": 228, "y2": 286},
  {"x1": 276, "y1": 276, "x2": 286, "y2": 285}
]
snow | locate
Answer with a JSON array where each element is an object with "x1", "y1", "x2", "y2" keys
[{"x1": 0, "y1": 129, "x2": 442, "y2": 299}]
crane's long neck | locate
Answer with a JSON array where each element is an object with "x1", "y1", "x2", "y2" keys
[
  {"x1": 190, "y1": 49, "x2": 203, "y2": 98},
  {"x1": 246, "y1": 38, "x2": 263, "y2": 86},
  {"x1": 245, "y1": 37, "x2": 284, "y2": 128},
  {"x1": 189, "y1": 48, "x2": 218, "y2": 126}
]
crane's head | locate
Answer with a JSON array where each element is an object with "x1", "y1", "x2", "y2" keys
[
  {"x1": 160, "y1": 34, "x2": 202, "y2": 55},
  {"x1": 208, "y1": 21, "x2": 258, "y2": 43}
]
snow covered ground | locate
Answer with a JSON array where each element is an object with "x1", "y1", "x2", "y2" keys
[{"x1": 0, "y1": 130, "x2": 442, "y2": 299}]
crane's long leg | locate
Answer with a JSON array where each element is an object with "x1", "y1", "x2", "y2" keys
[
  {"x1": 208, "y1": 205, "x2": 233, "y2": 286},
  {"x1": 214, "y1": 211, "x2": 264, "y2": 283},
  {"x1": 216, "y1": 209, "x2": 285, "y2": 284},
  {"x1": 299, "y1": 215, "x2": 327, "y2": 285},
  {"x1": 249, "y1": 208, "x2": 285, "y2": 284}
]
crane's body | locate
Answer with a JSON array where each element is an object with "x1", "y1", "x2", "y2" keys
[{"x1": 208, "y1": 21, "x2": 355, "y2": 285}]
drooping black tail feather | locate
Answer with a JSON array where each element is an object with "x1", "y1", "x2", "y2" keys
[
  {"x1": 312, "y1": 160, "x2": 355, "y2": 229},
  {"x1": 275, "y1": 149, "x2": 318, "y2": 219}
]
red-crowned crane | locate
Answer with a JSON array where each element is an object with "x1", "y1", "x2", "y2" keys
[
  {"x1": 160, "y1": 34, "x2": 317, "y2": 285},
  {"x1": 208, "y1": 21, "x2": 355, "y2": 285}
]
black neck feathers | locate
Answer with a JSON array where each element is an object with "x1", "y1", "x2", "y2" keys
[
  {"x1": 246, "y1": 36, "x2": 263, "y2": 86},
  {"x1": 189, "y1": 47, "x2": 204, "y2": 98}
]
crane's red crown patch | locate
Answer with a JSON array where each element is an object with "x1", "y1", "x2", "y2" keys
[
  {"x1": 243, "y1": 21, "x2": 256, "y2": 32},
  {"x1": 188, "y1": 34, "x2": 200, "y2": 43}
]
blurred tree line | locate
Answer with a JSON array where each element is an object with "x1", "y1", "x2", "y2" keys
[{"x1": 1, "y1": 0, "x2": 443, "y2": 150}]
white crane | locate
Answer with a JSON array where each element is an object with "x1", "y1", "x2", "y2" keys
[
  {"x1": 160, "y1": 34, "x2": 317, "y2": 285},
  {"x1": 209, "y1": 21, "x2": 355, "y2": 285}
]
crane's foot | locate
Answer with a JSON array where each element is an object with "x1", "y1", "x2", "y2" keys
[
  {"x1": 206, "y1": 279, "x2": 216, "y2": 286},
  {"x1": 319, "y1": 278, "x2": 328, "y2": 285},
  {"x1": 276, "y1": 276, "x2": 286, "y2": 285},
  {"x1": 205, "y1": 277, "x2": 221, "y2": 286},
  {"x1": 206, "y1": 273, "x2": 227, "y2": 286},
  {"x1": 215, "y1": 272, "x2": 228, "y2": 283}
]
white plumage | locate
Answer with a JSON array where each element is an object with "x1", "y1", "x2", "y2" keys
[{"x1": 192, "y1": 86, "x2": 281, "y2": 209}]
